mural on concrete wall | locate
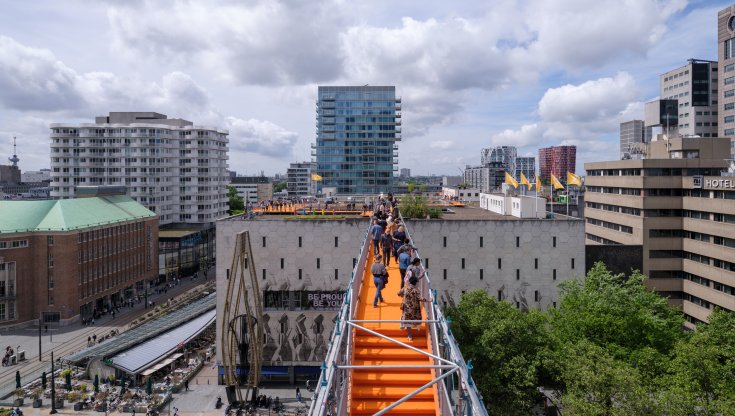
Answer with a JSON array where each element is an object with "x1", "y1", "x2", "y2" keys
[{"x1": 261, "y1": 312, "x2": 335, "y2": 364}]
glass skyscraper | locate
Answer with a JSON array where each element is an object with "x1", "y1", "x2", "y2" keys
[{"x1": 314, "y1": 86, "x2": 401, "y2": 195}]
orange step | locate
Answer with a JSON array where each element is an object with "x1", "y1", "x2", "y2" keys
[
  {"x1": 349, "y1": 249, "x2": 439, "y2": 415},
  {"x1": 351, "y1": 386, "x2": 435, "y2": 400},
  {"x1": 351, "y1": 399, "x2": 437, "y2": 415},
  {"x1": 352, "y1": 371, "x2": 432, "y2": 385}
]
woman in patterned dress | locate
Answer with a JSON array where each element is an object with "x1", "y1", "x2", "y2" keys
[{"x1": 401, "y1": 276, "x2": 427, "y2": 341}]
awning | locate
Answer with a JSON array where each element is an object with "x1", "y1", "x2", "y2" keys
[{"x1": 111, "y1": 309, "x2": 215, "y2": 375}]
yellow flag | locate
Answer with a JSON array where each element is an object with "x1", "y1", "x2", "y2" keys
[
  {"x1": 551, "y1": 173, "x2": 564, "y2": 190},
  {"x1": 520, "y1": 173, "x2": 531, "y2": 190},
  {"x1": 567, "y1": 172, "x2": 581, "y2": 186},
  {"x1": 311, "y1": 173, "x2": 323, "y2": 181},
  {"x1": 504, "y1": 172, "x2": 518, "y2": 188},
  {"x1": 535, "y1": 175, "x2": 541, "y2": 192}
]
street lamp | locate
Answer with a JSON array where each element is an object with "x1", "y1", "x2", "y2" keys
[{"x1": 50, "y1": 351, "x2": 57, "y2": 414}]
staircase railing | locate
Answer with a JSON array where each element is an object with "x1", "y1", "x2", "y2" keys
[{"x1": 310, "y1": 216, "x2": 488, "y2": 415}]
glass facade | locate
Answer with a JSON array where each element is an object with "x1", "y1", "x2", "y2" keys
[{"x1": 314, "y1": 86, "x2": 401, "y2": 194}]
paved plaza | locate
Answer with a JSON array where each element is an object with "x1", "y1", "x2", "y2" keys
[{"x1": 0, "y1": 271, "x2": 214, "y2": 402}]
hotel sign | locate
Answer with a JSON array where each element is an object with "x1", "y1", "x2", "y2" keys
[{"x1": 691, "y1": 176, "x2": 735, "y2": 189}]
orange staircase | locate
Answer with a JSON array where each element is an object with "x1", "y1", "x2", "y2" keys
[{"x1": 349, "y1": 250, "x2": 439, "y2": 415}]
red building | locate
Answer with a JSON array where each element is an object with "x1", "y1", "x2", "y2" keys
[{"x1": 539, "y1": 145, "x2": 576, "y2": 181}]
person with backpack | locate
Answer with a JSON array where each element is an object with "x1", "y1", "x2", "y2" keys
[
  {"x1": 370, "y1": 218, "x2": 383, "y2": 255},
  {"x1": 381, "y1": 230, "x2": 393, "y2": 268},
  {"x1": 371, "y1": 255, "x2": 388, "y2": 307},
  {"x1": 404, "y1": 257, "x2": 426, "y2": 294},
  {"x1": 398, "y1": 246, "x2": 412, "y2": 289}
]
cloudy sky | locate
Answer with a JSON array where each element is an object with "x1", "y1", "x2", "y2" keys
[{"x1": 0, "y1": 0, "x2": 727, "y2": 175}]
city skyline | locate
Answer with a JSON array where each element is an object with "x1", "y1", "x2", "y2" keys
[{"x1": 0, "y1": 0, "x2": 728, "y2": 176}]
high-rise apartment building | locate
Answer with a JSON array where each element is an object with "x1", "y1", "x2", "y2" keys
[
  {"x1": 399, "y1": 168, "x2": 411, "y2": 178},
  {"x1": 481, "y1": 146, "x2": 517, "y2": 173},
  {"x1": 515, "y1": 156, "x2": 536, "y2": 179},
  {"x1": 538, "y1": 145, "x2": 576, "y2": 180},
  {"x1": 50, "y1": 112, "x2": 229, "y2": 225},
  {"x1": 620, "y1": 120, "x2": 652, "y2": 159},
  {"x1": 314, "y1": 86, "x2": 401, "y2": 194},
  {"x1": 286, "y1": 162, "x2": 316, "y2": 197},
  {"x1": 718, "y1": 7, "x2": 735, "y2": 155},
  {"x1": 585, "y1": 136, "x2": 733, "y2": 327},
  {"x1": 661, "y1": 59, "x2": 719, "y2": 138}
]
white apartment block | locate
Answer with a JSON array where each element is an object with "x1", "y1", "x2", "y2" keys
[
  {"x1": 50, "y1": 112, "x2": 229, "y2": 225},
  {"x1": 660, "y1": 59, "x2": 719, "y2": 137}
]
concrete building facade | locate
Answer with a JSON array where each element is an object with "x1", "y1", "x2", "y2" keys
[
  {"x1": 230, "y1": 176, "x2": 273, "y2": 205},
  {"x1": 463, "y1": 162, "x2": 504, "y2": 193},
  {"x1": 286, "y1": 162, "x2": 316, "y2": 197},
  {"x1": 49, "y1": 112, "x2": 230, "y2": 225},
  {"x1": 661, "y1": 59, "x2": 719, "y2": 138},
  {"x1": 215, "y1": 209, "x2": 584, "y2": 377},
  {"x1": 0, "y1": 195, "x2": 159, "y2": 327},
  {"x1": 620, "y1": 120, "x2": 652, "y2": 159},
  {"x1": 585, "y1": 136, "x2": 734, "y2": 326},
  {"x1": 314, "y1": 86, "x2": 401, "y2": 195}
]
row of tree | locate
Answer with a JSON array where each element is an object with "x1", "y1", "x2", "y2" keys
[{"x1": 446, "y1": 263, "x2": 735, "y2": 415}]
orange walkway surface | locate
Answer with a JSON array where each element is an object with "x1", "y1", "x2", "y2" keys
[{"x1": 349, "y1": 249, "x2": 439, "y2": 415}]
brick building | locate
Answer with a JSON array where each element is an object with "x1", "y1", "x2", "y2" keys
[
  {"x1": 538, "y1": 145, "x2": 576, "y2": 181},
  {"x1": 0, "y1": 195, "x2": 158, "y2": 327}
]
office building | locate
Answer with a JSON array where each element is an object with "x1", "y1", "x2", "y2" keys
[
  {"x1": 49, "y1": 112, "x2": 230, "y2": 225},
  {"x1": 400, "y1": 168, "x2": 411, "y2": 178},
  {"x1": 215, "y1": 206, "x2": 583, "y2": 379},
  {"x1": 230, "y1": 176, "x2": 273, "y2": 205},
  {"x1": 515, "y1": 156, "x2": 536, "y2": 179},
  {"x1": 620, "y1": 120, "x2": 652, "y2": 159},
  {"x1": 314, "y1": 86, "x2": 401, "y2": 195},
  {"x1": 661, "y1": 59, "x2": 718, "y2": 138},
  {"x1": 286, "y1": 162, "x2": 316, "y2": 197},
  {"x1": 539, "y1": 145, "x2": 576, "y2": 180},
  {"x1": 463, "y1": 162, "x2": 505, "y2": 193},
  {"x1": 481, "y1": 146, "x2": 517, "y2": 173},
  {"x1": 719, "y1": 6, "x2": 735, "y2": 155},
  {"x1": 0, "y1": 195, "x2": 158, "y2": 327},
  {"x1": 21, "y1": 169, "x2": 51, "y2": 183},
  {"x1": 585, "y1": 136, "x2": 734, "y2": 326}
]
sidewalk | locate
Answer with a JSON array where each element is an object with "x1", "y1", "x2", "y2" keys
[{"x1": 0, "y1": 267, "x2": 215, "y2": 400}]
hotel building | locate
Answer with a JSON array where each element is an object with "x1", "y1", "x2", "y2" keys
[{"x1": 585, "y1": 136, "x2": 734, "y2": 326}]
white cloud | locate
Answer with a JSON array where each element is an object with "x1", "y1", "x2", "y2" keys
[
  {"x1": 488, "y1": 72, "x2": 644, "y2": 168},
  {"x1": 225, "y1": 117, "x2": 298, "y2": 158},
  {"x1": 429, "y1": 140, "x2": 454, "y2": 150},
  {"x1": 102, "y1": 0, "x2": 685, "y2": 141},
  {"x1": 0, "y1": 35, "x2": 301, "y2": 159}
]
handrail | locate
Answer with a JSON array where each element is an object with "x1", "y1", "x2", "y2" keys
[
  {"x1": 403, "y1": 217, "x2": 488, "y2": 415},
  {"x1": 311, "y1": 213, "x2": 488, "y2": 415}
]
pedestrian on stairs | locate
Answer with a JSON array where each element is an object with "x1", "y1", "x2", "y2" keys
[
  {"x1": 401, "y1": 275, "x2": 427, "y2": 341},
  {"x1": 371, "y1": 255, "x2": 387, "y2": 307}
]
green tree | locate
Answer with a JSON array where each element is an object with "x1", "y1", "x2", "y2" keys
[
  {"x1": 447, "y1": 291, "x2": 550, "y2": 415},
  {"x1": 557, "y1": 339, "x2": 657, "y2": 416},
  {"x1": 406, "y1": 181, "x2": 416, "y2": 193},
  {"x1": 226, "y1": 185, "x2": 244, "y2": 214},
  {"x1": 273, "y1": 181, "x2": 287, "y2": 193},
  {"x1": 549, "y1": 262, "x2": 685, "y2": 363},
  {"x1": 400, "y1": 195, "x2": 429, "y2": 219},
  {"x1": 664, "y1": 309, "x2": 735, "y2": 414},
  {"x1": 418, "y1": 183, "x2": 427, "y2": 194}
]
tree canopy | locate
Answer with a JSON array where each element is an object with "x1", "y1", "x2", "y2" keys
[
  {"x1": 447, "y1": 262, "x2": 735, "y2": 415},
  {"x1": 226, "y1": 185, "x2": 244, "y2": 214}
]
